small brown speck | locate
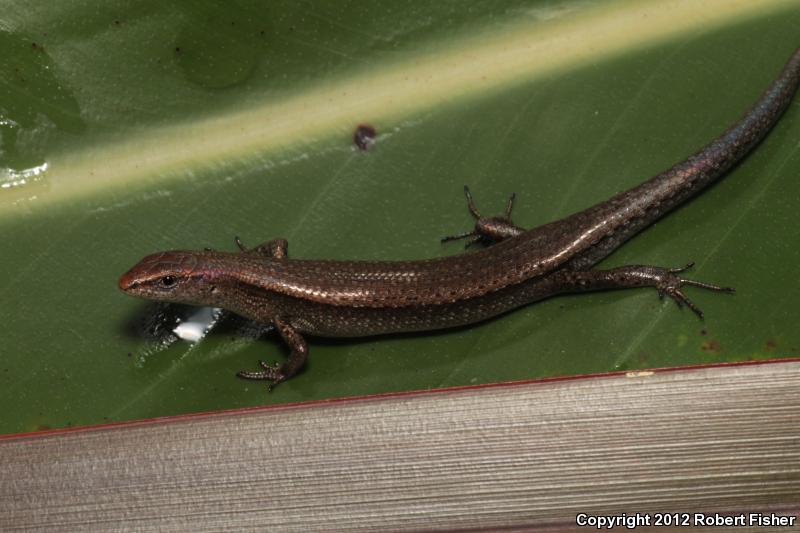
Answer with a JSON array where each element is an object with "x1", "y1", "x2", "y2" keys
[
  {"x1": 353, "y1": 124, "x2": 377, "y2": 151},
  {"x1": 700, "y1": 329, "x2": 707, "y2": 336},
  {"x1": 765, "y1": 339, "x2": 777, "y2": 351},
  {"x1": 127, "y1": 352, "x2": 132, "y2": 357},
  {"x1": 175, "y1": 46, "x2": 181, "y2": 53},
  {"x1": 701, "y1": 340, "x2": 721, "y2": 353}
]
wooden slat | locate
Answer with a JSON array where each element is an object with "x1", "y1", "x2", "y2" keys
[{"x1": 1, "y1": 361, "x2": 799, "y2": 532}]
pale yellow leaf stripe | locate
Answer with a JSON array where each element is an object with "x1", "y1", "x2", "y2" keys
[{"x1": 5, "y1": 0, "x2": 795, "y2": 213}]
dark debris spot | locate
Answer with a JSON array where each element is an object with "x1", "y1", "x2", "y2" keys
[
  {"x1": 765, "y1": 339, "x2": 778, "y2": 351},
  {"x1": 700, "y1": 329, "x2": 707, "y2": 336},
  {"x1": 353, "y1": 124, "x2": 377, "y2": 151},
  {"x1": 701, "y1": 340, "x2": 721, "y2": 353}
]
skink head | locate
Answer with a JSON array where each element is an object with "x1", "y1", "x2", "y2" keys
[{"x1": 119, "y1": 251, "x2": 210, "y2": 304}]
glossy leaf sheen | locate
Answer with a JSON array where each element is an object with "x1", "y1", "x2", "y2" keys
[{"x1": 0, "y1": 1, "x2": 798, "y2": 434}]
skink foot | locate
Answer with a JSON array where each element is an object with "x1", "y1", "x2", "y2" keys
[
  {"x1": 235, "y1": 317, "x2": 307, "y2": 391},
  {"x1": 656, "y1": 262, "x2": 735, "y2": 320},
  {"x1": 237, "y1": 360, "x2": 286, "y2": 391}
]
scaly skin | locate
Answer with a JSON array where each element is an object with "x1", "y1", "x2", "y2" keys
[{"x1": 120, "y1": 48, "x2": 800, "y2": 388}]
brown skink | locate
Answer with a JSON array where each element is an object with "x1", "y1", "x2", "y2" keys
[{"x1": 120, "y1": 48, "x2": 800, "y2": 388}]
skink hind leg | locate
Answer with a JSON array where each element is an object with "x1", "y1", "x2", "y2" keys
[
  {"x1": 442, "y1": 186, "x2": 525, "y2": 247},
  {"x1": 557, "y1": 262, "x2": 734, "y2": 319},
  {"x1": 237, "y1": 317, "x2": 308, "y2": 391}
]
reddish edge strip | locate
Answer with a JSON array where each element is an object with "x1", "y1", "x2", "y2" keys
[{"x1": 2, "y1": 356, "x2": 798, "y2": 442}]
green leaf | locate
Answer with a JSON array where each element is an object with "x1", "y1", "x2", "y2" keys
[{"x1": 1, "y1": 0, "x2": 798, "y2": 434}]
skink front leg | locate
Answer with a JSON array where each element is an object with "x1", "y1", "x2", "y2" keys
[
  {"x1": 553, "y1": 263, "x2": 734, "y2": 319},
  {"x1": 235, "y1": 236, "x2": 289, "y2": 258},
  {"x1": 236, "y1": 316, "x2": 308, "y2": 390}
]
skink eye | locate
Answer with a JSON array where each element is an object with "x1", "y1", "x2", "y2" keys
[{"x1": 161, "y1": 275, "x2": 177, "y2": 288}]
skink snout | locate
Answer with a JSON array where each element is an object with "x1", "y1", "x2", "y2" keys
[{"x1": 118, "y1": 270, "x2": 139, "y2": 292}]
